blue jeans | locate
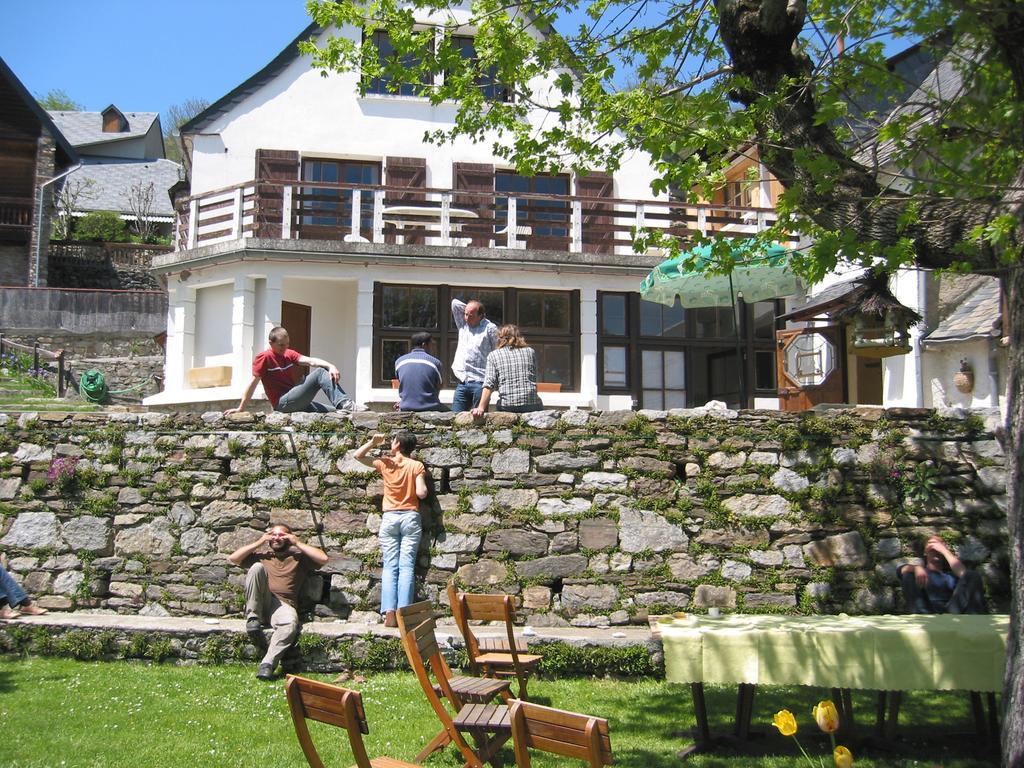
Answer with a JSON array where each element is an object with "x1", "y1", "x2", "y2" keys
[
  {"x1": 0, "y1": 564, "x2": 28, "y2": 608},
  {"x1": 276, "y1": 367, "x2": 352, "y2": 413},
  {"x1": 451, "y1": 381, "x2": 483, "y2": 412},
  {"x1": 378, "y1": 511, "x2": 423, "y2": 613}
]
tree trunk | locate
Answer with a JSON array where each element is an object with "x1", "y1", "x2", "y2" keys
[{"x1": 1003, "y1": 265, "x2": 1024, "y2": 766}]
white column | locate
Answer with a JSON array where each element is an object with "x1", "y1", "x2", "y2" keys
[
  {"x1": 231, "y1": 276, "x2": 256, "y2": 390},
  {"x1": 580, "y1": 287, "x2": 599, "y2": 405},
  {"x1": 263, "y1": 272, "x2": 283, "y2": 339},
  {"x1": 355, "y1": 277, "x2": 375, "y2": 404},
  {"x1": 166, "y1": 281, "x2": 195, "y2": 392}
]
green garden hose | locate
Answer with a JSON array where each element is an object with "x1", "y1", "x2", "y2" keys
[{"x1": 79, "y1": 369, "x2": 109, "y2": 403}]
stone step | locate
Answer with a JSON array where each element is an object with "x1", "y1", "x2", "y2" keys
[{"x1": 0, "y1": 612, "x2": 659, "y2": 674}]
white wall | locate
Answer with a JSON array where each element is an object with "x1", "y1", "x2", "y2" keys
[
  {"x1": 187, "y1": 21, "x2": 659, "y2": 201},
  {"x1": 282, "y1": 277, "x2": 359, "y2": 397},
  {"x1": 923, "y1": 340, "x2": 1007, "y2": 411},
  {"x1": 193, "y1": 283, "x2": 235, "y2": 369}
]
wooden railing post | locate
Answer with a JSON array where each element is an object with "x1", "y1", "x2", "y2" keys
[
  {"x1": 349, "y1": 189, "x2": 362, "y2": 239},
  {"x1": 188, "y1": 199, "x2": 198, "y2": 249},
  {"x1": 440, "y1": 192, "x2": 452, "y2": 245},
  {"x1": 33, "y1": 342, "x2": 39, "y2": 378},
  {"x1": 571, "y1": 200, "x2": 582, "y2": 252},
  {"x1": 57, "y1": 350, "x2": 66, "y2": 398},
  {"x1": 282, "y1": 185, "x2": 293, "y2": 239},
  {"x1": 372, "y1": 189, "x2": 385, "y2": 243}
]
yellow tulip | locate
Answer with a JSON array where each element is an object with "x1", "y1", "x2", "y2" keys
[
  {"x1": 813, "y1": 700, "x2": 840, "y2": 733},
  {"x1": 772, "y1": 709, "x2": 798, "y2": 737},
  {"x1": 834, "y1": 745, "x2": 853, "y2": 767}
]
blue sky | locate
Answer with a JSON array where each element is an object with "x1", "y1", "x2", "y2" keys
[{"x1": 1, "y1": 0, "x2": 313, "y2": 120}]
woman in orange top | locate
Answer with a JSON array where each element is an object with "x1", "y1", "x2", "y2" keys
[{"x1": 355, "y1": 431, "x2": 428, "y2": 627}]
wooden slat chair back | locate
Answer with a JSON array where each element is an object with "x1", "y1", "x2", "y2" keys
[
  {"x1": 285, "y1": 674, "x2": 417, "y2": 768},
  {"x1": 509, "y1": 699, "x2": 613, "y2": 768},
  {"x1": 447, "y1": 582, "x2": 542, "y2": 699},
  {"x1": 401, "y1": 617, "x2": 502, "y2": 768},
  {"x1": 396, "y1": 600, "x2": 435, "y2": 638}
]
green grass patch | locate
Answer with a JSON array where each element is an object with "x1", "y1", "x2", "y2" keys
[{"x1": 0, "y1": 657, "x2": 999, "y2": 767}]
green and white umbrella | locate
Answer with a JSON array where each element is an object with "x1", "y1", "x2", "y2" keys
[{"x1": 640, "y1": 243, "x2": 799, "y2": 308}]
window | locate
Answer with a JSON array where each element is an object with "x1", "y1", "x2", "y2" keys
[
  {"x1": 374, "y1": 283, "x2": 578, "y2": 389},
  {"x1": 726, "y1": 179, "x2": 754, "y2": 207},
  {"x1": 300, "y1": 159, "x2": 380, "y2": 235},
  {"x1": 367, "y1": 30, "x2": 432, "y2": 96},
  {"x1": 450, "y1": 35, "x2": 510, "y2": 102},
  {"x1": 598, "y1": 292, "x2": 781, "y2": 407}
]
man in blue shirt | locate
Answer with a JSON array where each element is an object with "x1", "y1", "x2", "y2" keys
[
  {"x1": 395, "y1": 332, "x2": 446, "y2": 412},
  {"x1": 898, "y1": 535, "x2": 987, "y2": 614}
]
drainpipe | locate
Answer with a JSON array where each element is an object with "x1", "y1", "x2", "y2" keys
[
  {"x1": 988, "y1": 337, "x2": 1001, "y2": 408},
  {"x1": 33, "y1": 163, "x2": 82, "y2": 287},
  {"x1": 913, "y1": 270, "x2": 928, "y2": 406}
]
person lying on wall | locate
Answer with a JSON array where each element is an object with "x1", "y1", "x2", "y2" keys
[
  {"x1": 0, "y1": 556, "x2": 47, "y2": 619},
  {"x1": 897, "y1": 534, "x2": 987, "y2": 614},
  {"x1": 224, "y1": 326, "x2": 366, "y2": 415},
  {"x1": 227, "y1": 524, "x2": 328, "y2": 680}
]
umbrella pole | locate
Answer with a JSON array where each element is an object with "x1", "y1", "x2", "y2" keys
[{"x1": 729, "y1": 273, "x2": 746, "y2": 409}]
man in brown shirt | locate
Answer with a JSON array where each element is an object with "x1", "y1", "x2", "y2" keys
[{"x1": 228, "y1": 523, "x2": 328, "y2": 680}]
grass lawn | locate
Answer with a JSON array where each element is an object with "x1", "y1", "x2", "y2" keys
[{"x1": 0, "y1": 656, "x2": 998, "y2": 767}]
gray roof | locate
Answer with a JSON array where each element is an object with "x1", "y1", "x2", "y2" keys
[
  {"x1": 926, "y1": 276, "x2": 1001, "y2": 343},
  {"x1": 48, "y1": 109, "x2": 159, "y2": 148},
  {"x1": 854, "y1": 44, "x2": 970, "y2": 168},
  {"x1": 66, "y1": 157, "x2": 182, "y2": 218}
]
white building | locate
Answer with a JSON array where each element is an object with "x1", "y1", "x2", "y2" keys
[{"x1": 145, "y1": 15, "x2": 785, "y2": 411}]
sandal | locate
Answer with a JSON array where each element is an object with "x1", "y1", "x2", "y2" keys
[{"x1": 0, "y1": 606, "x2": 22, "y2": 620}]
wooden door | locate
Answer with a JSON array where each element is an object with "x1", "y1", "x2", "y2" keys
[
  {"x1": 281, "y1": 301, "x2": 311, "y2": 384},
  {"x1": 776, "y1": 326, "x2": 845, "y2": 411}
]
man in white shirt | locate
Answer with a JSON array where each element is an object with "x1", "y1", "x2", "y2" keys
[{"x1": 450, "y1": 298, "x2": 498, "y2": 412}]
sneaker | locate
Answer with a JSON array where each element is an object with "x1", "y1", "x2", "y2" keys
[
  {"x1": 340, "y1": 401, "x2": 369, "y2": 412},
  {"x1": 256, "y1": 663, "x2": 275, "y2": 681},
  {"x1": 0, "y1": 606, "x2": 21, "y2": 620},
  {"x1": 245, "y1": 616, "x2": 263, "y2": 633}
]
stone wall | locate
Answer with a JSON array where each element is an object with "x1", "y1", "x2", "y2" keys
[{"x1": 0, "y1": 406, "x2": 1008, "y2": 626}]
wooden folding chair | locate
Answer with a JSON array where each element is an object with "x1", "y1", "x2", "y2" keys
[
  {"x1": 508, "y1": 699, "x2": 613, "y2": 768},
  {"x1": 396, "y1": 601, "x2": 512, "y2": 760},
  {"x1": 285, "y1": 674, "x2": 418, "y2": 768},
  {"x1": 447, "y1": 582, "x2": 542, "y2": 699},
  {"x1": 401, "y1": 615, "x2": 512, "y2": 768}
]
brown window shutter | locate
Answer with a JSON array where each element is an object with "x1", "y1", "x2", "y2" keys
[
  {"x1": 384, "y1": 156, "x2": 427, "y2": 243},
  {"x1": 453, "y1": 162, "x2": 494, "y2": 247},
  {"x1": 575, "y1": 171, "x2": 614, "y2": 254},
  {"x1": 254, "y1": 149, "x2": 299, "y2": 238}
]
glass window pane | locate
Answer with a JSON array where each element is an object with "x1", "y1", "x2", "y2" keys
[
  {"x1": 639, "y1": 299, "x2": 685, "y2": 338},
  {"x1": 381, "y1": 285, "x2": 437, "y2": 329},
  {"x1": 543, "y1": 294, "x2": 569, "y2": 331},
  {"x1": 693, "y1": 306, "x2": 736, "y2": 338},
  {"x1": 753, "y1": 301, "x2": 776, "y2": 340},
  {"x1": 755, "y1": 349, "x2": 776, "y2": 390},
  {"x1": 519, "y1": 291, "x2": 569, "y2": 331},
  {"x1": 665, "y1": 389, "x2": 687, "y2": 409},
  {"x1": 536, "y1": 343, "x2": 570, "y2": 386},
  {"x1": 641, "y1": 349, "x2": 663, "y2": 387},
  {"x1": 665, "y1": 351, "x2": 685, "y2": 386},
  {"x1": 381, "y1": 339, "x2": 408, "y2": 380},
  {"x1": 602, "y1": 345, "x2": 627, "y2": 387},
  {"x1": 518, "y1": 292, "x2": 542, "y2": 329},
  {"x1": 601, "y1": 294, "x2": 627, "y2": 336},
  {"x1": 640, "y1": 300, "x2": 662, "y2": 336},
  {"x1": 642, "y1": 390, "x2": 663, "y2": 410}
]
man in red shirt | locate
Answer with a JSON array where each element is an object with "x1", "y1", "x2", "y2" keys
[{"x1": 225, "y1": 326, "x2": 364, "y2": 414}]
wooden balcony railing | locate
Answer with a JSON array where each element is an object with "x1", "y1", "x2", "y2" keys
[
  {"x1": 175, "y1": 180, "x2": 786, "y2": 254},
  {"x1": 0, "y1": 196, "x2": 34, "y2": 231}
]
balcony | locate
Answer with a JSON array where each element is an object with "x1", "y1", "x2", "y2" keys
[
  {"x1": 0, "y1": 196, "x2": 34, "y2": 240},
  {"x1": 175, "y1": 179, "x2": 784, "y2": 256}
]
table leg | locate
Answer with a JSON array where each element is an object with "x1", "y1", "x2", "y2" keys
[
  {"x1": 874, "y1": 691, "x2": 887, "y2": 737},
  {"x1": 986, "y1": 692, "x2": 999, "y2": 747},
  {"x1": 970, "y1": 692, "x2": 987, "y2": 743},
  {"x1": 676, "y1": 683, "x2": 711, "y2": 759},
  {"x1": 884, "y1": 690, "x2": 902, "y2": 742},
  {"x1": 832, "y1": 688, "x2": 856, "y2": 739},
  {"x1": 734, "y1": 684, "x2": 756, "y2": 740}
]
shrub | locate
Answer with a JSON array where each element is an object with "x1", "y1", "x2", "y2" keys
[{"x1": 75, "y1": 211, "x2": 128, "y2": 242}]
